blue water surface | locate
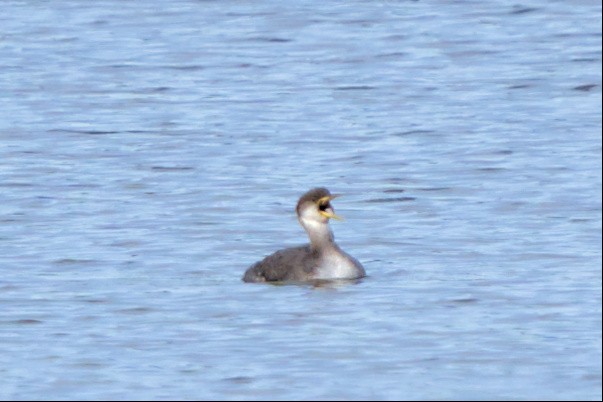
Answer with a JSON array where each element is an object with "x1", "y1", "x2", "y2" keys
[{"x1": 0, "y1": 0, "x2": 601, "y2": 400}]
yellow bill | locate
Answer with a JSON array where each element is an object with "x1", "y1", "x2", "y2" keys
[{"x1": 317, "y1": 194, "x2": 344, "y2": 221}]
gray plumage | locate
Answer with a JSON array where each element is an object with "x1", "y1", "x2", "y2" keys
[{"x1": 243, "y1": 187, "x2": 365, "y2": 283}]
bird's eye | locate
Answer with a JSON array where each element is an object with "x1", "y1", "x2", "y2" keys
[{"x1": 318, "y1": 202, "x2": 329, "y2": 211}]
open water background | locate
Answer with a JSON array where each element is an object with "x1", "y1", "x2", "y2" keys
[{"x1": 0, "y1": 0, "x2": 601, "y2": 400}]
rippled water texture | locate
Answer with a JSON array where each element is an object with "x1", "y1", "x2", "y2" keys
[{"x1": 1, "y1": 0, "x2": 601, "y2": 400}]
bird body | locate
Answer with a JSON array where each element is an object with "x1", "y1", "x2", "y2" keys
[{"x1": 243, "y1": 188, "x2": 365, "y2": 283}]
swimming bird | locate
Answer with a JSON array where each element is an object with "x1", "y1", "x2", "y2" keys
[{"x1": 243, "y1": 187, "x2": 365, "y2": 283}]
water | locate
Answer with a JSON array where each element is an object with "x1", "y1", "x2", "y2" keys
[{"x1": 1, "y1": 0, "x2": 601, "y2": 400}]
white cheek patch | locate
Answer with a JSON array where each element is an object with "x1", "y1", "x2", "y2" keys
[
  {"x1": 299, "y1": 204, "x2": 323, "y2": 223},
  {"x1": 300, "y1": 217, "x2": 323, "y2": 231}
]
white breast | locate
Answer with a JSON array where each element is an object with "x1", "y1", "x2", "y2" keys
[{"x1": 314, "y1": 252, "x2": 363, "y2": 280}]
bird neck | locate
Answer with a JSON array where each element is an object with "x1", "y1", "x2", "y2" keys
[{"x1": 300, "y1": 219, "x2": 337, "y2": 252}]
